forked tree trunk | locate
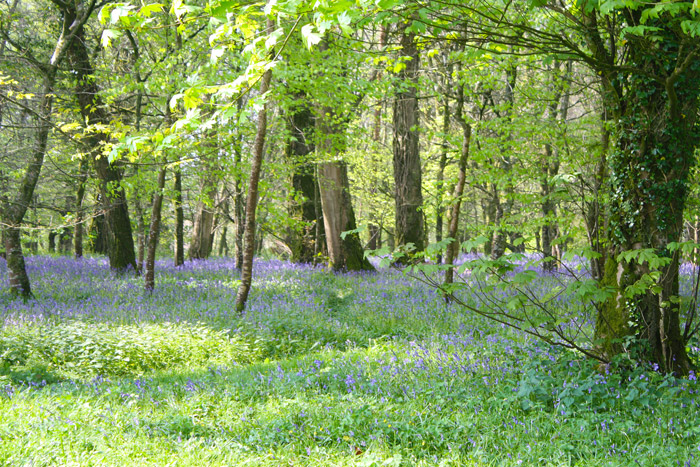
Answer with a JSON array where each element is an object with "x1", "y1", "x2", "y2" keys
[
  {"x1": 393, "y1": 25, "x2": 424, "y2": 254},
  {"x1": 145, "y1": 166, "x2": 167, "y2": 291},
  {"x1": 235, "y1": 57, "x2": 273, "y2": 313}
]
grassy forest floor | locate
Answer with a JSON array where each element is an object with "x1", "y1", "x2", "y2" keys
[{"x1": 0, "y1": 256, "x2": 699, "y2": 466}]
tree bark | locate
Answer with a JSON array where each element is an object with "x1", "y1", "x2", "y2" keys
[
  {"x1": 0, "y1": 0, "x2": 91, "y2": 296},
  {"x1": 436, "y1": 93, "x2": 449, "y2": 264},
  {"x1": 392, "y1": 25, "x2": 425, "y2": 254},
  {"x1": 444, "y1": 86, "x2": 471, "y2": 291},
  {"x1": 134, "y1": 196, "x2": 146, "y2": 271},
  {"x1": 285, "y1": 97, "x2": 325, "y2": 262},
  {"x1": 317, "y1": 160, "x2": 375, "y2": 272},
  {"x1": 173, "y1": 166, "x2": 185, "y2": 266},
  {"x1": 594, "y1": 20, "x2": 700, "y2": 374},
  {"x1": 235, "y1": 56, "x2": 273, "y2": 313},
  {"x1": 74, "y1": 158, "x2": 88, "y2": 258},
  {"x1": 68, "y1": 24, "x2": 137, "y2": 272},
  {"x1": 145, "y1": 166, "x2": 167, "y2": 291},
  {"x1": 188, "y1": 137, "x2": 218, "y2": 260}
]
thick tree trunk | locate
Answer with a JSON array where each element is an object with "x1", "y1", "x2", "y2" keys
[
  {"x1": 595, "y1": 27, "x2": 700, "y2": 374},
  {"x1": 392, "y1": 26, "x2": 424, "y2": 254},
  {"x1": 145, "y1": 166, "x2": 167, "y2": 291},
  {"x1": 68, "y1": 26, "x2": 137, "y2": 272},
  {"x1": 235, "y1": 59, "x2": 273, "y2": 313},
  {"x1": 188, "y1": 193, "x2": 216, "y2": 260},
  {"x1": 189, "y1": 139, "x2": 218, "y2": 260},
  {"x1": 48, "y1": 232, "x2": 57, "y2": 253},
  {"x1": 317, "y1": 161, "x2": 374, "y2": 271},
  {"x1": 5, "y1": 227, "x2": 30, "y2": 297},
  {"x1": 285, "y1": 98, "x2": 325, "y2": 262},
  {"x1": 173, "y1": 167, "x2": 184, "y2": 266}
]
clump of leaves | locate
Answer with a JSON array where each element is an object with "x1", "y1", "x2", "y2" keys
[{"x1": 0, "y1": 321, "x2": 261, "y2": 380}]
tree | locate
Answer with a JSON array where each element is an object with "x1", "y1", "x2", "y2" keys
[
  {"x1": 0, "y1": 0, "x2": 98, "y2": 296},
  {"x1": 67, "y1": 20, "x2": 137, "y2": 272},
  {"x1": 392, "y1": 20, "x2": 425, "y2": 254}
]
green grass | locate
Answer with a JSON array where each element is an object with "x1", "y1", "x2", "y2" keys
[{"x1": 0, "y1": 257, "x2": 699, "y2": 466}]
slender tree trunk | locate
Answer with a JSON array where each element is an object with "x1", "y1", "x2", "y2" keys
[
  {"x1": 3, "y1": 57, "x2": 59, "y2": 298},
  {"x1": 444, "y1": 87, "x2": 471, "y2": 291},
  {"x1": 541, "y1": 61, "x2": 570, "y2": 272},
  {"x1": 235, "y1": 56, "x2": 273, "y2": 313},
  {"x1": 134, "y1": 197, "x2": 146, "y2": 271},
  {"x1": 436, "y1": 93, "x2": 449, "y2": 264},
  {"x1": 74, "y1": 158, "x2": 88, "y2": 258},
  {"x1": 392, "y1": 25, "x2": 424, "y2": 254},
  {"x1": 145, "y1": 166, "x2": 167, "y2": 291},
  {"x1": 490, "y1": 62, "x2": 517, "y2": 260},
  {"x1": 173, "y1": 167, "x2": 184, "y2": 266}
]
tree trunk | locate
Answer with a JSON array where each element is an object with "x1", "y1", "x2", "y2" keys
[
  {"x1": 595, "y1": 24, "x2": 700, "y2": 374},
  {"x1": 285, "y1": 97, "x2": 324, "y2": 262},
  {"x1": 145, "y1": 166, "x2": 167, "y2": 291},
  {"x1": 68, "y1": 25, "x2": 137, "y2": 272},
  {"x1": 490, "y1": 61, "x2": 517, "y2": 260},
  {"x1": 89, "y1": 207, "x2": 108, "y2": 255},
  {"x1": 74, "y1": 158, "x2": 88, "y2": 258},
  {"x1": 189, "y1": 193, "x2": 216, "y2": 260},
  {"x1": 317, "y1": 161, "x2": 375, "y2": 272},
  {"x1": 444, "y1": 86, "x2": 471, "y2": 290},
  {"x1": 541, "y1": 61, "x2": 570, "y2": 272},
  {"x1": 436, "y1": 92, "x2": 449, "y2": 264},
  {"x1": 48, "y1": 232, "x2": 57, "y2": 253},
  {"x1": 173, "y1": 167, "x2": 185, "y2": 266},
  {"x1": 235, "y1": 56, "x2": 273, "y2": 313},
  {"x1": 2, "y1": 49, "x2": 59, "y2": 298},
  {"x1": 134, "y1": 196, "x2": 146, "y2": 271},
  {"x1": 189, "y1": 141, "x2": 218, "y2": 260},
  {"x1": 392, "y1": 25, "x2": 424, "y2": 254}
]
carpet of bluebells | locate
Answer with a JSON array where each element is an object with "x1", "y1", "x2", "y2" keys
[{"x1": 1, "y1": 256, "x2": 700, "y2": 466}]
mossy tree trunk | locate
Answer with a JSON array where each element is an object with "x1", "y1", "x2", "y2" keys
[
  {"x1": 285, "y1": 97, "x2": 324, "y2": 263},
  {"x1": 68, "y1": 23, "x2": 137, "y2": 273},
  {"x1": 595, "y1": 21, "x2": 700, "y2": 374}
]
